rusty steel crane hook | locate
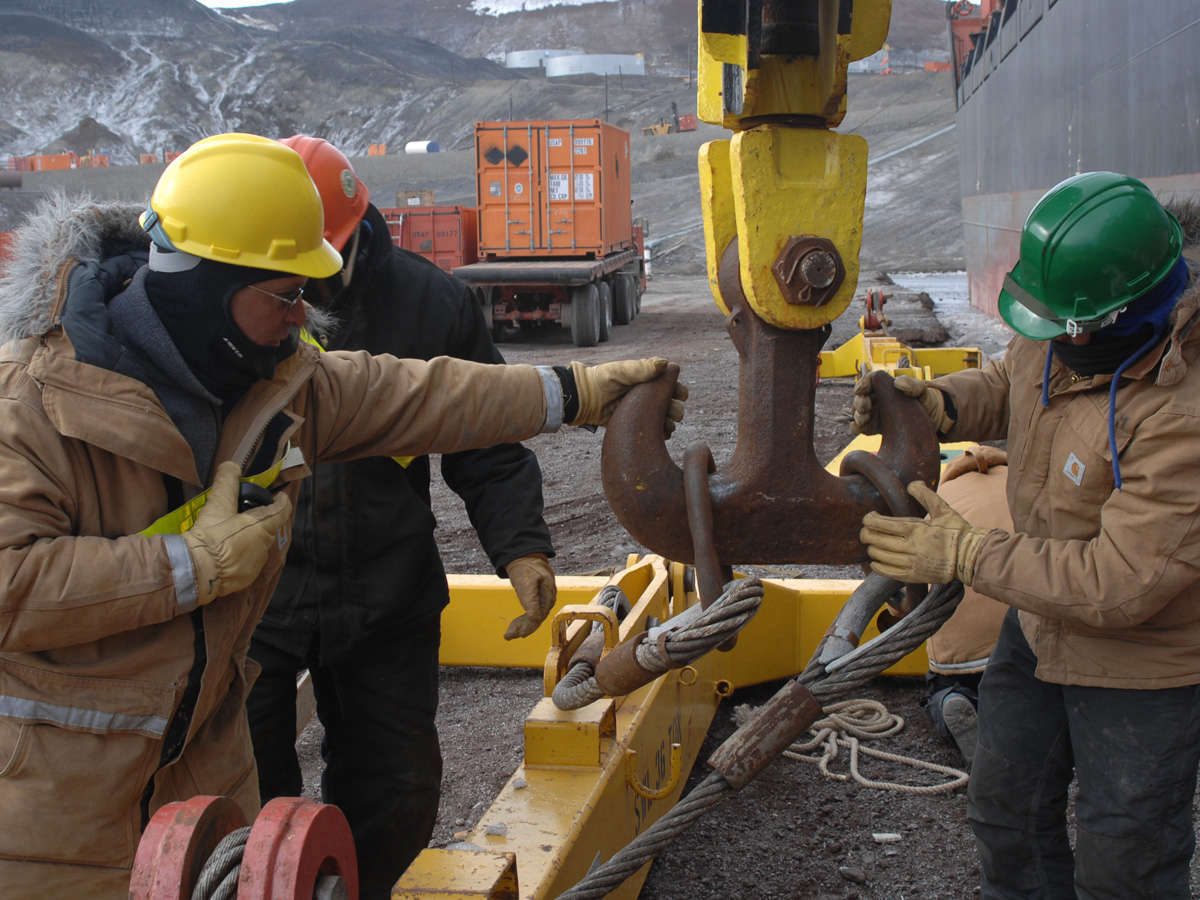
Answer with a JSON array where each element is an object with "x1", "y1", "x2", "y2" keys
[{"x1": 601, "y1": 238, "x2": 940, "y2": 600}]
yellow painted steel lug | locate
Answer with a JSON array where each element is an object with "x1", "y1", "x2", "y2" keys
[
  {"x1": 393, "y1": 848, "x2": 517, "y2": 899},
  {"x1": 733, "y1": 125, "x2": 867, "y2": 328},
  {"x1": 525, "y1": 696, "x2": 616, "y2": 768},
  {"x1": 696, "y1": 0, "x2": 891, "y2": 129},
  {"x1": 546, "y1": 603, "x2": 620, "y2": 696},
  {"x1": 666, "y1": 558, "x2": 696, "y2": 618},
  {"x1": 698, "y1": 139, "x2": 736, "y2": 315},
  {"x1": 700, "y1": 127, "x2": 868, "y2": 328}
]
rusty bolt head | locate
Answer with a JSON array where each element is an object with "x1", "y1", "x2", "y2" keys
[
  {"x1": 773, "y1": 235, "x2": 846, "y2": 307},
  {"x1": 799, "y1": 250, "x2": 838, "y2": 289}
]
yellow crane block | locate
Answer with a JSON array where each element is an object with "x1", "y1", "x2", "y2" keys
[
  {"x1": 695, "y1": 0, "x2": 891, "y2": 128},
  {"x1": 699, "y1": 127, "x2": 867, "y2": 328},
  {"x1": 736, "y1": 125, "x2": 867, "y2": 328},
  {"x1": 695, "y1": 1, "x2": 892, "y2": 330}
]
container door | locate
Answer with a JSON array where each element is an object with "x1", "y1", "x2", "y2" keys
[
  {"x1": 541, "y1": 122, "x2": 602, "y2": 256},
  {"x1": 430, "y1": 207, "x2": 465, "y2": 274},
  {"x1": 476, "y1": 124, "x2": 541, "y2": 255}
]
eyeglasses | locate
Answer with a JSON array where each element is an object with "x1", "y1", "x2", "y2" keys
[{"x1": 248, "y1": 283, "x2": 306, "y2": 310}]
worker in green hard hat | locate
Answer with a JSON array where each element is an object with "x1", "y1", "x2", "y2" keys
[{"x1": 852, "y1": 171, "x2": 1200, "y2": 897}]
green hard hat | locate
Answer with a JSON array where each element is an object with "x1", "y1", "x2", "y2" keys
[{"x1": 998, "y1": 172, "x2": 1184, "y2": 340}]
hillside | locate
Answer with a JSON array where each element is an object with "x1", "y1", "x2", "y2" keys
[
  {"x1": 0, "y1": 0, "x2": 952, "y2": 161},
  {"x1": 1, "y1": 68, "x2": 964, "y2": 272}
]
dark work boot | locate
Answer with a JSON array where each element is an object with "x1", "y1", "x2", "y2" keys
[{"x1": 942, "y1": 692, "x2": 979, "y2": 769}]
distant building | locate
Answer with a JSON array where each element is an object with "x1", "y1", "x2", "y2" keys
[
  {"x1": 545, "y1": 54, "x2": 645, "y2": 78},
  {"x1": 503, "y1": 49, "x2": 574, "y2": 70}
]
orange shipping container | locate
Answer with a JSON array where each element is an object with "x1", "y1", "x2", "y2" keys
[
  {"x1": 474, "y1": 119, "x2": 632, "y2": 259},
  {"x1": 397, "y1": 206, "x2": 479, "y2": 274},
  {"x1": 0, "y1": 231, "x2": 14, "y2": 275},
  {"x1": 31, "y1": 153, "x2": 79, "y2": 171},
  {"x1": 676, "y1": 113, "x2": 699, "y2": 132}
]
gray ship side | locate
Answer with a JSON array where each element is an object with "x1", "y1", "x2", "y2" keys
[{"x1": 952, "y1": 0, "x2": 1200, "y2": 316}]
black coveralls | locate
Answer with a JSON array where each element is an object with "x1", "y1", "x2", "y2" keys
[{"x1": 247, "y1": 204, "x2": 553, "y2": 899}]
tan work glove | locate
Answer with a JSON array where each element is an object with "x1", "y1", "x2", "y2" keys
[
  {"x1": 503, "y1": 553, "x2": 557, "y2": 640},
  {"x1": 851, "y1": 374, "x2": 954, "y2": 437},
  {"x1": 182, "y1": 461, "x2": 292, "y2": 606},
  {"x1": 859, "y1": 481, "x2": 992, "y2": 585},
  {"x1": 569, "y1": 358, "x2": 687, "y2": 435}
]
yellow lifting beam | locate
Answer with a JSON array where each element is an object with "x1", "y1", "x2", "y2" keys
[
  {"x1": 819, "y1": 330, "x2": 983, "y2": 380},
  {"x1": 818, "y1": 289, "x2": 983, "y2": 380},
  {"x1": 398, "y1": 556, "x2": 927, "y2": 900}
]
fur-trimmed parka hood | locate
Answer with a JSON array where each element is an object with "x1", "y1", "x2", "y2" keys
[{"x1": 0, "y1": 194, "x2": 146, "y2": 344}]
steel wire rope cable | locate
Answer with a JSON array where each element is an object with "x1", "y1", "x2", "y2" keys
[
  {"x1": 551, "y1": 578, "x2": 765, "y2": 710},
  {"x1": 190, "y1": 825, "x2": 252, "y2": 900},
  {"x1": 775, "y1": 698, "x2": 968, "y2": 794},
  {"x1": 553, "y1": 578, "x2": 964, "y2": 900}
]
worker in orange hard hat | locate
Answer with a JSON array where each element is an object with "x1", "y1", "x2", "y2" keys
[
  {"x1": 0, "y1": 131, "x2": 685, "y2": 896},
  {"x1": 245, "y1": 134, "x2": 557, "y2": 896}
]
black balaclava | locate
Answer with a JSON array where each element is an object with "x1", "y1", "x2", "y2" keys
[{"x1": 145, "y1": 253, "x2": 299, "y2": 406}]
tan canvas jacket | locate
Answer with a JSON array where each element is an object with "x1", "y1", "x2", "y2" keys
[
  {"x1": 0, "y1": 200, "x2": 550, "y2": 896},
  {"x1": 933, "y1": 280, "x2": 1200, "y2": 689}
]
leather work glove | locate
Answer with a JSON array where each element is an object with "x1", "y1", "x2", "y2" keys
[
  {"x1": 859, "y1": 481, "x2": 992, "y2": 586},
  {"x1": 851, "y1": 374, "x2": 954, "y2": 437},
  {"x1": 568, "y1": 358, "x2": 687, "y2": 435},
  {"x1": 503, "y1": 553, "x2": 557, "y2": 640},
  {"x1": 182, "y1": 461, "x2": 292, "y2": 606}
]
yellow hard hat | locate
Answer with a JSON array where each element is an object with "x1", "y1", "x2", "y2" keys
[{"x1": 140, "y1": 133, "x2": 343, "y2": 279}]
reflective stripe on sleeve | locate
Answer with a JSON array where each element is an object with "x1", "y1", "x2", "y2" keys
[
  {"x1": 0, "y1": 694, "x2": 168, "y2": 737},
  {"x1": 537, "y1": 365, "x2": 563, "y2": 432},
  {"x1": 164, "y1": 533, "x2": 199, "y2": 613}
]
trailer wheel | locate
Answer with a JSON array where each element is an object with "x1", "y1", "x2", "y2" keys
[
  {"x1": 597, "y1": 280, "x2": 613, "y2": 342},
  {"x1": 613, "y1": 274, "x2": 636, "y2": 324},
  {"x1": 477, "y1": 287, "x2": 504, "y2": 344},
  {"x1": 569, "y1": 283, "x2": 600, "y2": 347}
]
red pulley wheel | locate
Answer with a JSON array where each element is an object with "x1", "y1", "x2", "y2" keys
[
  {"x1": 237, "y1": 796, "x2": 359, "y2": 900},
  {"x1": 130, "y1": 794, "x2": 248, "y2": 900}
]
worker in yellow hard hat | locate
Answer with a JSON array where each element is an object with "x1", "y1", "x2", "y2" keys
[
  {"x1": 0, "y1": 132, "x2": 685, "y2": 896},
  {"x1": 244, "y1": 135, "x2": 556, "y2": 897}
]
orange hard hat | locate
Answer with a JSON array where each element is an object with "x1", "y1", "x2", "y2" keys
[{"x1": 278, "y1": 135, "x2": 369, "y2": 252}]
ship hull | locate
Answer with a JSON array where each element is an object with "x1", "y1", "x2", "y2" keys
[{"x1": 953, "y1": 0, "x2": 1200, "y2": 317}]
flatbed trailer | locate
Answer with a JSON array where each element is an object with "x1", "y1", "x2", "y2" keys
[{"x1": 453, "y1": 243, "x2": 644, "y2": 348}]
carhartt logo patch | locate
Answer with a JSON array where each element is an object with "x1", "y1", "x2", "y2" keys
[{"x1": 1064, "y1": 451, "x2": 1085, "y2": 485}]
